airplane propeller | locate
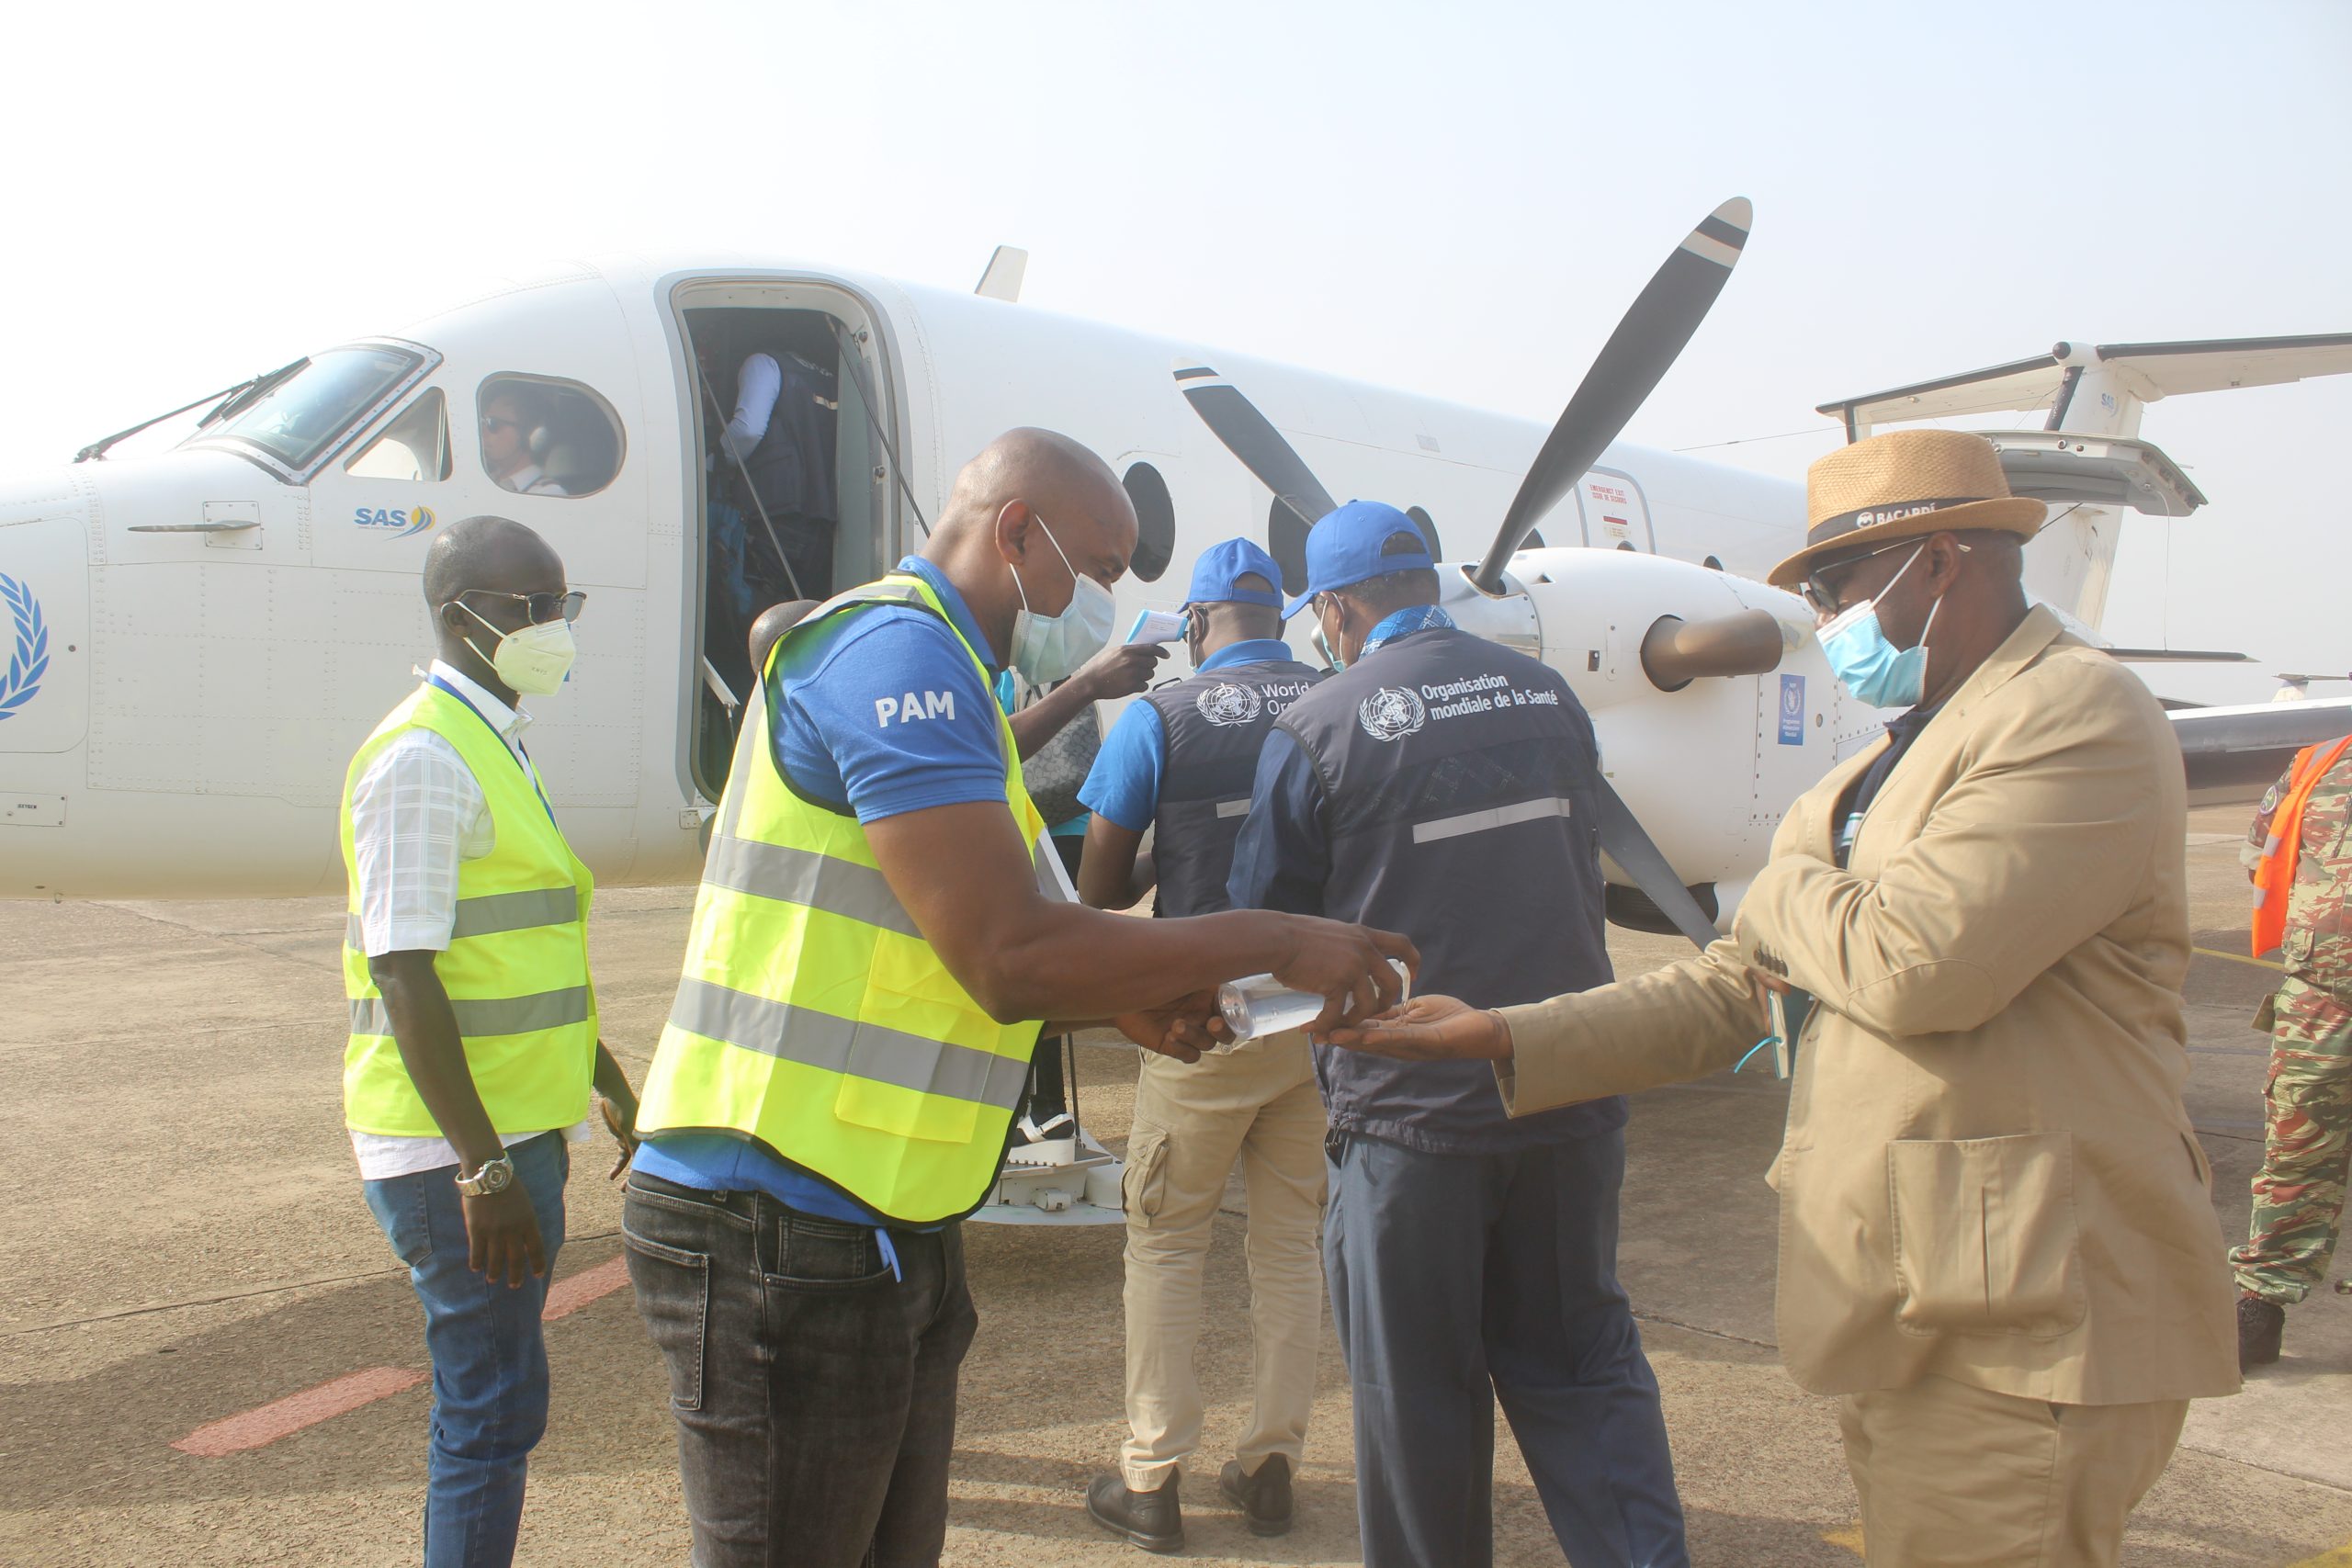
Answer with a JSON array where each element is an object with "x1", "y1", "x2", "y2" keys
[
  {"x1": 1170, "y1": 201, "x2": 1758, "y2": 953},
  {"x1": 1471, "y1": 197, "x2": 1752, "y2": 593},
  {"x1": 1171, "y1": 361, "x2": 1338, "y2": 586}
]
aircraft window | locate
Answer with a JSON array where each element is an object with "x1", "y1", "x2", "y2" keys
[
  {"x1": 344, "y1": 389, "x2": 451, "y2": 481},
  {"x1": 1407, "y1": 505, "x2": 1443, "y2": 559},
  {"x1": 1125, "y1": 462, "x2": 1175, "y2": 582},
  {"x1": 1266, "y1": 497, "x2": 1310, "y2": 596},
  {"x1": 188, "y1": 344, "x2": 424, "y2": 474},
  {"x1": 476, "y1": 375, "x2": 626, "y2": 499}
]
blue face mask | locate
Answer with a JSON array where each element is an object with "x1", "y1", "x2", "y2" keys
[
  {"x1": 1816, "y1": 544, "x2": 1944, "y2": 708},
  {"x1": 1311, "y1": 598, "x2": 1345, "y2": 671}
]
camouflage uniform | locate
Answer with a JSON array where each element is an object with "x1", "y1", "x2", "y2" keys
[{"x1": 2231, "y1": 746, "x2": 2352, "y2": 1303}]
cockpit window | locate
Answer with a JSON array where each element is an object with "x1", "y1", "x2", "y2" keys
[
  {"x1": 345, "y1": 389, "x2": 452, "y2": 481},
  {"x1": 476, "y1": 375, "x2": 626, "y2": 499},
  {"x1": 184, "y1": 344, "x2": 428, "y2": 476}
]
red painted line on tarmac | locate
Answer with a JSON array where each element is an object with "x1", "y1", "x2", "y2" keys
[
  {"x1": 170, "y1": 1256, "x2": 628, "y2": 1458},
  {"x1": 541, "y1": 1255, "x2": 630, "y2": 1323},
  {"x1": 171, "y1": 1366, "x2": 426, "y2": 1457}
]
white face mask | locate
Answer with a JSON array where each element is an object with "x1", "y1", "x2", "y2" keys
[
  {"x1": 1008, "y1": 511, "x2": 1115, "y2": 684},
  {"x1": 458, "y1": 602, "x2": 578, "y2": 695}
]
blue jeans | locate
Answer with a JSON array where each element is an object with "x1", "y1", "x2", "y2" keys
[
  {"x1": 364, "y1": 1132, "x2": 569, "y2": 1568},
  {"x1": 1325, "y1": 1127, "x2": 1688, "y2": 1568}
]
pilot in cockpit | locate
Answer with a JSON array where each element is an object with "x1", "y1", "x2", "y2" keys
[{"x1": 481, "y1": 389, "x2": 570, "y2": 498}]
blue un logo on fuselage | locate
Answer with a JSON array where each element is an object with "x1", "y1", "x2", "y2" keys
[{"x1": 0, "y1": 573, "x2": 49, "y2": 722}]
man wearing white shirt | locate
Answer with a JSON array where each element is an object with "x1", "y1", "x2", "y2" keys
[
  {"x1": 342, "y1": 513, "x2": 636, "y2": 1568},
  {"x1": 718, "y1": 348, "x2": 839, "y2": 599}
]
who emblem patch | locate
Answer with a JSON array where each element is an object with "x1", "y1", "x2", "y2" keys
[
  {"x1": 1357, "y1": 686, "x2": 1427, "y2": 742},
  {"x1": 1195, "y1": 682, "x2": 1262, "y2": 728}
]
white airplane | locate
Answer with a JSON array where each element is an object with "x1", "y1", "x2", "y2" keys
[{"x1": 1, "y1": 204, "x2": 2344, "y2": 933}]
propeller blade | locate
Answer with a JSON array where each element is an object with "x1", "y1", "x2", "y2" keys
[
  {"x1": 1591, "y1": 775, "x2": 1721, "y2": 951},
  {"x1": 1471, "y1": 197, "x2": 1753, "y2": 593},
  {"x1": 1173, "y1": 360, "x2": 1339, "y2": 533}
]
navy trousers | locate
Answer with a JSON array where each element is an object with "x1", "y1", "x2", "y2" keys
[{"x1": 1324, "y1": 1127, "x2": 1688, "y2": 1568}]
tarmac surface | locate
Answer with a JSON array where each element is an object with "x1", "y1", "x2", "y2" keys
[{"x1": 5, "y1": 805, "x2": 2350, "y2": 1565}]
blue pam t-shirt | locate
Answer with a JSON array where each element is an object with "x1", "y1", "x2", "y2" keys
[{"x1": 635, "y1": 557, "x2": 1017, "y2": 1235}]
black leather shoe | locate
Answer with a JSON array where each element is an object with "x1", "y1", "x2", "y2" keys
[
  {"x1": 1086, "y1": 1472, "x2": 1183, "y2": 1554},
  {"x1": 2240, "y1": 1292, "x2": 2286, "y2": 1370},
  {"x1": 1219, "y1": 1453, "x2": 1294, "y2": 1537}
]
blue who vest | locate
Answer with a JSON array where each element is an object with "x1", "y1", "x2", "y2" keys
[
  {"x1": 1144, "y1": 658, "x2": 1322, "y2": 919},
  {"x1": 1273, "y1": 626, "x2": 1625, "y2": 1153}
]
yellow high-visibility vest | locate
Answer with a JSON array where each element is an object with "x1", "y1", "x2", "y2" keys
[
  {"x1": 342, "y1": 680, "x2": 597, "y2": 1137},
  {"x1": 635, "y1": 574, "x2": 1059, "y2": 1224}
]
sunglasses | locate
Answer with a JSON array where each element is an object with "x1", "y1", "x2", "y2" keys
[
  {"x1": 481, "y1": 416, "x2": 521, "y2": 434},
  {"x1": 1797, "y1": 538, "x2": 1922, "y2": 618},
  {"x1": 458, "y1": 588, "x2": 587, "y2": 625}
]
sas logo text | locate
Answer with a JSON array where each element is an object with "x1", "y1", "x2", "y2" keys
[{"x1": 352, "y1": 504, "x2": 438, "y2": 540}]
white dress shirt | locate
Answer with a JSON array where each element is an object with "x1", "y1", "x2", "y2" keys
[
  {"x1": 495, "y1": 462, "x2": 570, "y2": 498},
  {"x1": 720, "y1": 350, "x2": 784, "y2": 461},
  {"x1": 347, "y1": 660, "x2": 579, "y2": 1179}
]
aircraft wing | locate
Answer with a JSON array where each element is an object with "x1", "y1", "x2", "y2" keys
[
  {"x1": 2171, "y1": 696, "x2": 2352, "y2": 805},
  {"x1": 1818, "y1": 332, "x2": 2352, "y2": 437}
]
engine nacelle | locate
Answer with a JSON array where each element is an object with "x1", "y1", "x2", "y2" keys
[{"x1": 1444, "y1": 549, "x2": 1856, "y2": 908}]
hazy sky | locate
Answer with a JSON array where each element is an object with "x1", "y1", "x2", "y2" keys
[{"x1": 3, "y1": 1, "x2": 2343, "y2": 701}]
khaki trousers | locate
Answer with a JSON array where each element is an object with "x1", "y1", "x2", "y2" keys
[
  {"x1": 1119, "y1": 1034, "x2": 1327, "y2": 1491},
  {"x1": 1838, "y1": 1375, "x2": 2188, "y2": 1567}
]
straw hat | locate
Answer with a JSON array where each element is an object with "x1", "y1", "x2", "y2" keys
[{"x1": 1768, "y1": 429, "x2": 2046, "y2": 590}]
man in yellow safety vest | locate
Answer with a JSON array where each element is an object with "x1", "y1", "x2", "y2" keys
[
  {"x1": 342, "y1": 513, "x2": 639, "y2": 1568},
  {"x1": 626, "y1": 429, "x2": 1414, "y2": 1568}
]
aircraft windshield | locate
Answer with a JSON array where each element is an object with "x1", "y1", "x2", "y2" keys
[{"x1": 184, "y1": 344, "x2": 426, "y2": 475}]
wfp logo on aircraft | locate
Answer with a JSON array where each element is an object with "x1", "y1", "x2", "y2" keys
[
  {"x1": 1357, "y1": 686, "x2": 1427, "y2": 743},
  {"x1": 0, "y1": 573, "x2": 50, "y2": 723},
  {"x1": 352, "y1": 503, "x2": 438, "y2": 540}
]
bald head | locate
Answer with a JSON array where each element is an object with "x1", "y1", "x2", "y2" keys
[
  {"x1": 423, "y1": 515, "x2": 568, "y2": 698},
  {"x1": 922, "y1": 428, "x2": 1138, "y2": 664},
  {"x1": 940, "y1": 428, "x2": 1129, "y2": 536},
  {"x1": 423, "y1": 514, "x2": 562, "y2": 608}
]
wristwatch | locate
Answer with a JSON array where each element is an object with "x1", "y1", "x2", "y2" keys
[{"x1": 455, "y1": 1153, "x2": 515, "y2": 1198}]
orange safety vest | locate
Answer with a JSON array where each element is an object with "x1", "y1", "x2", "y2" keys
[{"x1": 2253, "y1": 734, "x2": 2352, "y2": 956}]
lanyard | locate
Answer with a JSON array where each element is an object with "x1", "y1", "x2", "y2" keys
[{"x1": 428, "y1": 675, "x2": 559, "y2": 826}]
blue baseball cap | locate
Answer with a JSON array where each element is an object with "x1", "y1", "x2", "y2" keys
[
  {"x1": 1182, "y1": 537, "x2": 1286, "y2": 610},
  {"x1": 1282, "y1": 500, "x2": 1433, "y2": 619}
]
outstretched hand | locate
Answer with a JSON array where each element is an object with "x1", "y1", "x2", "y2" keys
[
  {"x1": 1317, "y1": 995, "x2": 1513, "y2": 1062},
  {"x1": 1270, "y1": 918, "x2": 1420, "y2": 1035},
  {"x1": 1113, "y1": 990, "x2": 1228, "y2": 1063},
  {"x1": 1072, "y1": 640, "x2": 1169, "y2": 702}
]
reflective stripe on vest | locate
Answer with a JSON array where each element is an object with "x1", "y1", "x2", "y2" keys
[
  {"x1": 2253, "y1": 734, "x2": 2352, "y2": 956},
  {"x1": 340, "y1": 682, "x2": 598, "y2": 1138},
  {"x1": 634, "y1": 573, "x2": 1055, "y2": 1225},
  {"x1": 345, "y1": 886, "x2": 582, "y2": 950}
]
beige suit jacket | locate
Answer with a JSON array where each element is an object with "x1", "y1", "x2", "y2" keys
[{"x1": 1498, "y1": 607, "x2": 2238, "y2": 1404}]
